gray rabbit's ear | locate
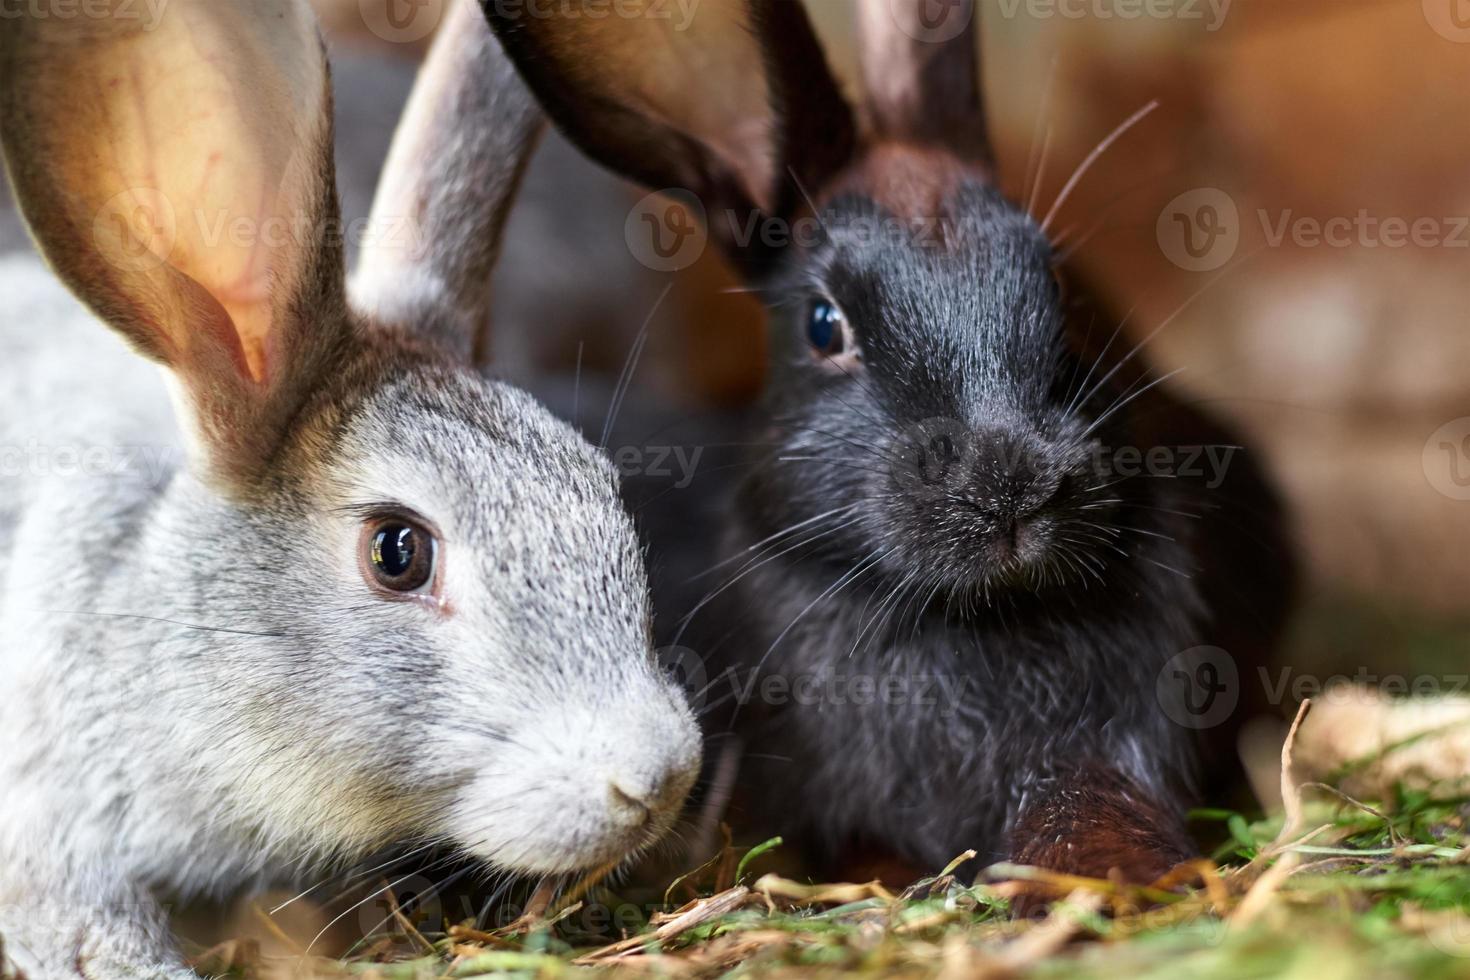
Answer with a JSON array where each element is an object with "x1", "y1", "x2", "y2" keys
[
  {"x1": 482, "y1": 0, "x2": 857, "y2": 277},
  {"x1": 0, "y1": 0, "x2": 349, "y2": 486},
  {"x1": 857, "y1": 0, "x2": 991, "y2": 163},
  {"x1": 352, "y1": 0, "x2": 545, "y2": 366}
]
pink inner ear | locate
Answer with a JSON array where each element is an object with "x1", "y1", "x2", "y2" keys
[
  {"x1": 161, "y1": 143, "x2": 282, "y2": 387},
  {"x1": 184, "y1": 148, "x2": 277, "y2": 385},
  {"x1": 205, "y1": 247, "x2": 276, "y2": 386},
  {"x1": 142, "y1": 259, "x2": 257, "y2": 385},
  {"x1": 89, "y1": 9, "x2": 323, "y2": 391}
]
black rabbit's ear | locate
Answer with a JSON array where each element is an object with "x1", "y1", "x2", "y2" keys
[
  {"x1": 481, "y1": 0, "x2": 857, "y2": 274},
  {"x1": 856, "y1": 0, "x2": 991, "y2": 164}
]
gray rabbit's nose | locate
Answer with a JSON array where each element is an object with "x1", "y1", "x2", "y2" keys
[
  {"x1": 607, "y1": 781, "x2": 653, "y2": 827},
  {"x1": 606, "y1": 769, "x2": 685, "y2": 828}
]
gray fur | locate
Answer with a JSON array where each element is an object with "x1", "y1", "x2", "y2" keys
[{"x1": 0, "y1": 3, "x2": 699, "y2": 977}]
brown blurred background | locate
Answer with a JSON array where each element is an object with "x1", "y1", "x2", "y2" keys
[
  {"x1": 3, "y1": 0, "x2": 1459, "y2": 663},
  {"x1": 0, "y1": 2, "x2": 1460, "y2": 661},
  {"x1": 450, "y1": 0, "x2": 1469, "y2": 648}
]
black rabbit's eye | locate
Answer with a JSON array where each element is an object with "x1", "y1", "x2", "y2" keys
[
  {"x1": 365, "y1": 518, "x2": 437, "y2": 594},
  {"x1": 807, "y1": 300, "x2": 846, "y2": 355}
]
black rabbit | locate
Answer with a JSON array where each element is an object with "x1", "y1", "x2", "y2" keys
[{"x1": 485, "y1": 0, "x2": 1295, "y2": 892}]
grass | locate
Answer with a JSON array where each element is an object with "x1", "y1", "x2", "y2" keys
[
  {"x1": 190, "y1": 600, "x2": 1470, "y2": 980},
  {"x1": 203, "y1": 773, "x2": 1470, "y2": 978}
]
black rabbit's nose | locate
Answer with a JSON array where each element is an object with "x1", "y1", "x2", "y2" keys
[
  {"x1": 916, "y1": 432, "x2": 964, "y2": 483},
  {"x1": 966, "y1": 432, "x2": 1058, "y2": 505},
  {"x1": 898, "y1": 421, "x2": 1064, "y2": 511},
  {"x1": 991, "y1": 518, "x2": 1023, "y2": 561}
]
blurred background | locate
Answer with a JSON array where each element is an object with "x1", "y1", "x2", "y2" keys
[
  {"x1": 312, "y1": 0, "x2": 1470, "y2": 672},
  {"x1": 4, "y1": 0, "x2": 1465, "y2": 679}
]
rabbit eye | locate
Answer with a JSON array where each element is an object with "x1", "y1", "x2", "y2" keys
[
  {"x1": 364, "y1": 518, "x2": 438, "y2": 595},
  {"x1": 807, "y1": 300, "x2": 847, "y2": 355}
]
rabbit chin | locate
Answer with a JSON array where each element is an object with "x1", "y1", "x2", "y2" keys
[{"x1": 450, "y1": 799, "x2": 668, "y2": 876}]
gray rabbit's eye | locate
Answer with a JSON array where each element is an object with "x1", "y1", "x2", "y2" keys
[{"x1": 364, "y1": 518, "x2": 438, "y2": 595}]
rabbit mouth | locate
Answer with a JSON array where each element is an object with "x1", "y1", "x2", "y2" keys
[{"x1": 465, "y1": 811, "x2": 679, "y2": 879}]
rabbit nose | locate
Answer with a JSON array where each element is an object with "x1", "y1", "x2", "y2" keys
[
  {"x1": 924, "y1": 430, "x2": 1040, "y2": 501},
  {"x1": 607, "y1": 774, "x2": 676, "y2": 827},
  {"x1": 607, "y1": 781, "x2": 651, "y2": 826}
]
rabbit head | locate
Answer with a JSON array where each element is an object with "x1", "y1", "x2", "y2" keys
[
  {"x1": 0, "y1": 0, "x2": 699, "y2": 876},
  {"x1": 479, "y1": 0, "x2": 1162, "y2": 604}
]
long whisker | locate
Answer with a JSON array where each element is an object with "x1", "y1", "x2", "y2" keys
[
  {"x1": 671, "y1": 515, "x2": 864, "y2": 648},
  {"x1": 687, "y1": 504, "x2": 861, "y2": 582},
  {"x1": 600, "y1": 283, "x2": 673, "y2": 449},
  {"x1": 729, "y1": 548, "x2": 888, "y2": 727},
  {"x1": 1022, "y1": 53, "x2": 1061, "y2": 201},
  {"x1": 270, "y1": 841, "x2": 438, "y2": 916},
  {"x1": 1080, "y1": 367, "x2": 1187, "y2": 441},
  {"x1": 356, "y1": 864, "x2": 478, "y2": 950},
  {"x1": 308, "y1": 852, "x2": 461, "y2": 955},
  {"x1": 1026, "y1": 125, "x2": 1054, "y2": 218},
  {"x1": 1072, "y1": 248, "x2": 1264, "y2": 417},
  {"x1": 1040, "y1": 100, "x2": 1159, "y2": 234}
]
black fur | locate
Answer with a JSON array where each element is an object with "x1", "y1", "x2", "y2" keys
[
  {"x1": 695, "y1": 178, "x2": 1293, "y2": 873},
  {"x1": 478, "y1": 0, "x2": 1296, "y2": 882}
]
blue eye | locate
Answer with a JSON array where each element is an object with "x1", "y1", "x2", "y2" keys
[{"x1": 807, "y1": 300, "x2": 845, "y2": 353}]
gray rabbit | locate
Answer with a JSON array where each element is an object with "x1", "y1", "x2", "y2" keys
[{"x1": 0, "y1": 1, "x2": 699, "y2": 976}]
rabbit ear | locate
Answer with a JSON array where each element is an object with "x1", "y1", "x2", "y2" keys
[
  {"x1": 482, "y1": 0, "x2": 856, "y2": 275},
  {"x1": 352, "y1": 0, "x2": 545, "y2": 366},
  {"x1": 0, "y1": 0, "x2": 347, "y2": 484},
  {"x1": 857, "y1": 0, "x2": 991, "y2": 163}
]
